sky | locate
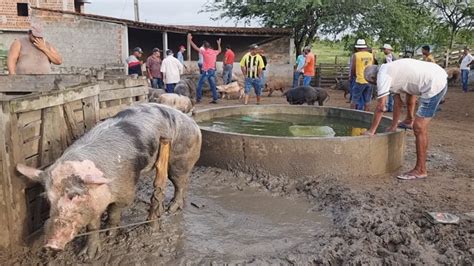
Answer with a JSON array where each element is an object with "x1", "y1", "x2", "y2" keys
[{"x1": 85, "y1": 0, "x2": 254, "y2": 26}]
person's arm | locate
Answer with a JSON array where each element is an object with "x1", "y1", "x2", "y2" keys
[
  {"x1": 33, "y1": 38, "x2": 62, "y2": 65},
  {"x1": 240, "y1": 56, "x2": 247, "y2": 76},
  {"x1": 350, "y1": 54, "x2": 356, "y2": 79},
  {"x1": 216, "y1": 38, "x2": 221, "y2": 54},
  {"x1": 178, "y1": 59, "x2": 184, "y2": 74},
  {"x1": 223, "y1": 51, "x2": 229, "y2": 69},
  {"x1": 365, "y1": 96, "x2": 387, "y2": 136},
  {"x1": 7, "y1": 39, "x2": 21, "y2": 75},
  {"x1": 468, "y1": 54, "x2": 474, "y2": 66},
  {"x1": 187, "y1": 34, "x2": 201, "y2": 52},
  {"x1": 257, "y1": 56, "x2": 264, "y2": 78}
]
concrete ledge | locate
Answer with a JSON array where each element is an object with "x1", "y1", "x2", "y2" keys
[{"x1": 194, "y1": 105, "x2": 406, "y2": 179}]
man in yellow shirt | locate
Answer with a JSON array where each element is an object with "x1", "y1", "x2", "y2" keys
[
  {"x1": 350, "y1": 39, "x2": 374, "y2": 111},
  {"x1": 240, "y1": 44, "x2": 265, "y2": 105},
  {"x1": 422, "y1": 45, "x2": 436, "y2": 63}
]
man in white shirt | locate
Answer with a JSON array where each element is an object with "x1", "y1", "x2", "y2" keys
[
  {"x1": 363, "y1": 59, "x2": 448, "y2": 180},
  {"x1": 459, "y1": 47, "x2": 473, "y2": 93},
  {"x1": 161, "y1": 49, "x2": 184, "y2": 93}
]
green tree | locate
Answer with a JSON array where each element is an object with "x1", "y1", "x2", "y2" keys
[{"x1": 203, "y1": 0, "x2": 365, "y2": 55}]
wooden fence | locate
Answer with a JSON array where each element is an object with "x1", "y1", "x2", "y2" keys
[
  {"x1": 0, "y1": 76, "x2": 149, "y2": 255},
  {"x1": 314, "y1": 63, "x2": 350, "y2": 87}
]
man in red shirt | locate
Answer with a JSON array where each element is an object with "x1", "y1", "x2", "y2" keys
[
  {"x1": 223, "y1": 44, "x2": 235, "y2": 84},
  {"x1": 303, "y1": 46, "x2": 316, "y2": 86},
  {"x1": 188, "y1": 33, "x2": 221, "y2": 103}
]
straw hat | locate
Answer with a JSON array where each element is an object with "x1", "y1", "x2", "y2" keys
[{"x1": 354, "y1": 39, "x2": 368, "y2": 49}]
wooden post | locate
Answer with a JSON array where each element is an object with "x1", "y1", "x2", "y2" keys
[
  {"x1": 148, "y1": 137, "x2": 171, "y2": 229},
  {"x1": 187, "y1": 36, "x2": 191, "y2": 63},
  {"x1": 162, "y1": 32, "x2": 168, "y2": 58}
]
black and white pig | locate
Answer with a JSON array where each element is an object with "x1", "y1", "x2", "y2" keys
[
  {"x1": 16, "y1": 103, "x2": 202, "y2": 258},
  {"x1": 283, "y1": 86, "x2": 329, "y2": 106}
]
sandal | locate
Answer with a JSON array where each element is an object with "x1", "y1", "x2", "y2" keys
[
  {"x1": 396, "y1": 173, "x2": 427, "y2": 180},
  {"x1": 397, "y1": 122, "x2": 413, "y2": 130}
]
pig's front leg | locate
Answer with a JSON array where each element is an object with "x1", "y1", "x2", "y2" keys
[
  {"x1": 106, "y1": 203, "x2": 126, "y2": 237},
  {"x1": 80, "y1": 218, "x2": 102, "y2": 259}
]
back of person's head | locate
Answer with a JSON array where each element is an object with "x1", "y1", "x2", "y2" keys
[
  {"x1": 166, "y1": 49, "x2": 173, "y2": 56},
  {"x1": 422, "y1": 45, "x2": 430, "y2": 52},
  {"x1": 226, "y1": 44, "x2": 231, "y2": 50},
  {"x1": 202, "y1": 41, "x2": 211, "y2": 49},
  {"x1": 304, "y1": 46, "x2": 311, "y2": 53},
  {"x1": 364, "y1": 65, "x2": 379, "y2": 83}
]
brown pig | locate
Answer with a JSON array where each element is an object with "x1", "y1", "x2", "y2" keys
[
  {"x1": 157, "y1": 93, "x2": 194, "y2": 114},
  {"x1": 216, "y1": 81, "x2": 244, "y2": 100}
]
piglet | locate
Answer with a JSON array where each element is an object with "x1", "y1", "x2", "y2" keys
[
  {"x1": 157, "y1": 93, "x2": 194, "y2": 115},
  {"x1": 16, "y1": 103, "x2": 202, "y2": 258}
]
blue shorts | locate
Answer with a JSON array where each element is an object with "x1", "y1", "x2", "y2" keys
[
  {"x1": 416, "y1": 86, "x2": 447, "y2": 118},
  {"x1": 244, "y1": 78, "x2": 262, "y2": 96},
  {"x1": 351, "y1": 83, "x2": 372, "y2": 105}
]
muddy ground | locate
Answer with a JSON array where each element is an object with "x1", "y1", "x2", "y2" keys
[{"x1": 3, "y1": 85, "x2": 473, "y2": 265}]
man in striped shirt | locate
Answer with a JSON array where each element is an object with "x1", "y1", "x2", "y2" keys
[{"x1": 240, "y1": 44, "x2": 265, "y2": 105}]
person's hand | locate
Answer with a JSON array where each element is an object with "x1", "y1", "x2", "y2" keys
[
  {"x1": 217, "y1": 38, "x2": 221, "y2": 45},
  {"x1": 33, "y1": 37, "x2": 47, "y2": 51},
  {"x1": 363, "y1": 130, "x2": 375, "y2": 137}
]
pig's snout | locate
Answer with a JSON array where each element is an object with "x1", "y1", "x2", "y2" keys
[{"x1": 44, "y1": 240, "x2": 65, "y2": 251}]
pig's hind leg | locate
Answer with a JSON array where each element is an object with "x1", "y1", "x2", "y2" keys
[{"x1": 167, "y1": 169, "x2": 191, "y2": 213}]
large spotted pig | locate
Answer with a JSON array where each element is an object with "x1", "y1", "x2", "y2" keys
[
  {"x1": 16, "y1": 103, "x2": 201, "y2": 258},
  {"x1": 283, "y1": 86, "x2": 330, "y2": 106}
]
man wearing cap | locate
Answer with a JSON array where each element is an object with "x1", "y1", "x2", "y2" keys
[
  {"x1": 177, "y1": 45, "x2": 186, "y2": 65},
  {"x1": 126, "y1": 47, "x2": 143, "y2": 76},
  {"x1": 363, "y1": 59, "x2": 448, "y2": 180},
  {"x1": 350, "y1": 39, "x2": 374, "y2": 111},
  {"x1": 7, "y1": 23, "x2": 62, "y2": 75},
  {"x1": 222, "y1": 44, "x2": 235, "y2": 85},
  {"x1": 459, "y1": 47, "x2": 473, "y2": 93},
  {"x1": 381, "y1": 43, "x2": 396, "y2": 112},
  {"x1": 240, "y1": 44, "x2": 265, "y2": 105},
  {"x1": 302, "y1": 46, "x2": 316, "y2": 86},
  {"x1": 146, "y1": 48, "x2": 163, "y2": 89},
  {"x1": 188, "y1": 33, "x2": 221, "y2": 104},
  {"x1": 160, "y1": 49, "x2": 184, "y2": 93}
]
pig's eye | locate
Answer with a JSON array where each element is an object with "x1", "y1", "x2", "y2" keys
[{"x1": 67, "y1": 192, "x2": 79, "y2": 200}]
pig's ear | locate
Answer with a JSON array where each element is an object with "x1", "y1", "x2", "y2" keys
[
  {"x1": 82, "y1": 175, "x2": 111, "y2": 185},
  {"x1": 16, "y1": 164, "x2": 44, "y2": 183}
]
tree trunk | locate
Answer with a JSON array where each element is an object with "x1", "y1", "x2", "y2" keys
[{"x1": 446, "y1": 29, "x2": 456, "y2": 68}]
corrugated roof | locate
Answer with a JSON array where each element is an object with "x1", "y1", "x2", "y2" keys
[{"x1": 32, "y1": 7, "x2": 292, "y2": 36}]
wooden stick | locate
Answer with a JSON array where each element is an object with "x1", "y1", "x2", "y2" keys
[{"x1": 148, "y1": 137, "x2": 171, "y2": 228}]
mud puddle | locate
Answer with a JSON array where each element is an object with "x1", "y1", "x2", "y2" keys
[{"x1": 179, "y1": 185, "x2": 330, "y2": 261}]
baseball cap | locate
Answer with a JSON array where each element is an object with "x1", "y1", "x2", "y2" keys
[
  {"x1": 354, "y1": 39, "x2": 368, "y2": 48},
  {"x1": 133, "y1": 47, "x2": 143, "y2": 53},
  {"x1": 152, "y1": 48, "x2": 161, "y2": 53},
  {"x1": 179, "y1": 45, "x2": 186, "y2": 50},
  {"x1": 382, "y1": 44, "x2": 393, "y2": 50},
  {"x1": 30, "y1": 23, "x2": 44, "y2": 38},
  {"x1": 249, "y1": 44, "x2": 259, "y2": 50},
  {"x1": 166, "y1": 49, "x2": 173, "y2": 56}
]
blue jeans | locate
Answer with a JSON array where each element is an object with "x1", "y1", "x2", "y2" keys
[
  {"x1": 416, "y1": 86, "x2": 447, "y2": 118},
  {"x1": 244, "y1": 77, "x2": 262, "y2": 96},
  {"x1": 223, "y1": 64, "x2": 233, "y2": 84},
  {"x1": 386, "y1": 94, "x2": 394, "y2": 112},
  {"x1": 303, "y1": 75, "x2": 312, "y2": 86},
  {"x1": 197, "y1": 69, "x2": 219, "y2": 101},
  {"x1": 198, "y1": 62, "x2": 203, "y2": 74},
  {"x1": 293, "y1": 71, "x2": 303, "y2": 87},
  {"x1": 261, "y1": 70, "x2": 268, "y2": 88},
  {"x1": 151, "y1": 78, "x2": 163, "y2": 89},
  {"x1": 351, "y1": 82, "x2": 372, "y2": 107},
  {"x1": 166, "y1": 83, "x2": 176, "y2": 93},
  {"x1": 461, "y1": 69, "x2": 469, "y2": 92}
]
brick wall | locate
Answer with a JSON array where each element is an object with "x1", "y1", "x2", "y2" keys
[{"x1": 0, "y1": 0, "x2": 75, "y2": 31}]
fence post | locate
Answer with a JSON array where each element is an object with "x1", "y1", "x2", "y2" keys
[{"x1": 315, "y1": 64, "x2": 321, "y2": 87}]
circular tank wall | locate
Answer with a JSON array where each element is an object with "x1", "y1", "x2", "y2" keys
[{"x1": 194, "y1": 105, "x2": 406, "y2": 179}]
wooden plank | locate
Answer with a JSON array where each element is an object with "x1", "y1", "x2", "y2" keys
[
  {"x1": 74, "y1": 109, "x2": 84, "y2": 123},
  {"x1": 24, "y1": 155, "x2": 39, "y2": 168},
  {"x1": 63, "y1": 103, "x2": 81, "y2": 141},
  {"x1": 20, "y1": 121, "x2": 41, "y2": 143},
  {"x1": 17, "y1": 110, "x2": 41, "y2": 128},
  {"x1": 23, "y1": 138, "x2": 40, "y2": 159},
  {"x1": 99, "y1": 102, "x2": 140, "y2": 120},
  {"x1": 69, "y1": 99, "x2": 84, "y2": 111},
  {"x1": 38, "y1": 106, "x2": 67, "y2": 166},
  {"x1": 99, "y1": 86, "x2": 149, "y2": 102},
  {"x1": 10, "y1": 85, "x2": 100, "y2": 113},
  {"x1": 0, "y1": 103, "x2": 13, "y2": 251},
  {"x1": 82, "y1": 96, "x2": 99, "y2": 132},
  {"x1": 0, "y1": 74, "x2": 88, "y2": 93}
]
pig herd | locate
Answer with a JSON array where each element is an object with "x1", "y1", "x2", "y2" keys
[{"x1": 15, "y1": 76, "x2": 332, "y2": 258}]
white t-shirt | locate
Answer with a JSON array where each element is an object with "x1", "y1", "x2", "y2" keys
[
  {"x1": 460, "y1": 53, "x2": 473, "y2": 70},
  {"x1": 377, "y1": 59, "x2": 447, "y2": 99},
  {"x1": 160, "y1": 56, "x2": 184, "y2": 84}
]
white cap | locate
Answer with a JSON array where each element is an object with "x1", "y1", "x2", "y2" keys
[
  {"x1": 383, "y1": 44, "x2": 393, "y2": 50},
  {"x1": 354, "y1": 39, "x2": 367, "y2": 48}
]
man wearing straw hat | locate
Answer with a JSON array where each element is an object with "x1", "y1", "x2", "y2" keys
[{"x1": 350, "y1": 39, "x2": 374, "y2": 111}]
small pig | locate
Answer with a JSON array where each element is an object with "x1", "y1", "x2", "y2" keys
[
  {"x1": 445, "y1": 67, "x2": 460, "y2": 85},
  {"x1": 157, "y1": 93, "x2": 194, "y2": 114},
  {"x1": 334, "y1": 78, "x2": 350, "y2": 99},
  {"x1": 174, "y1": 78, "x2": 197, "y2": 102},
  {"x1": 266, "y1": 80, "x2": 289, "y2": 97},
  {"x1": 16, "y1": 103, "x2": 202, "y2": 258},
  {"x1": 283, "y1": 86, "x2": 329, "y2": 106},
  {"x1": 216, "y1": 81, "x2": 244, "y2": 100},
  {"x1": 148, "y1": 88, "x2": 166, "y2": 102}
]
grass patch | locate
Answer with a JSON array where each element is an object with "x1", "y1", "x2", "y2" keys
[{"x1": 312, "y1": 42, "x2": 351, "y2": 65}]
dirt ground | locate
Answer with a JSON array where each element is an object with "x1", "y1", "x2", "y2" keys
[{"x1": 2, "y1": 85, "x2": 473, "y2": 264}]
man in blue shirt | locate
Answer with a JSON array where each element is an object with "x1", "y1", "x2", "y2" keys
[{"x1": 293, "y1": 52, "x2": 305, "y2": 87}]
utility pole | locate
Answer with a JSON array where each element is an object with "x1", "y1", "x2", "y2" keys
[{"x1": 134, "y1": 0, "x2": 140, "y2": 22}]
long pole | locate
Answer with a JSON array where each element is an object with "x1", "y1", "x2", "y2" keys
[{"x1": 134, "y1": 0, "x2": 140, "y2": 22}]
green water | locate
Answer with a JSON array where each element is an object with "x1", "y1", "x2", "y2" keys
[{"x1": 199, "y1": 113, "x2": 378, "y2": 137}]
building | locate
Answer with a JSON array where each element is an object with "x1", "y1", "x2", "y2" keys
[{"x1": 0, "y1": 4, "x2": 293, "y2": 79}]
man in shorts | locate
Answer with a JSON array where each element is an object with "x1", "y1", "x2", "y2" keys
[
  {"x1": 240, "y1": 44, "x2": 265, "y2": 105},
  {"x1": 350, "y1": 39, "x2": 374, "y2": 111},
  {"x1": 363, "y1": 59, "x2": 448, "y2": 180}
]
